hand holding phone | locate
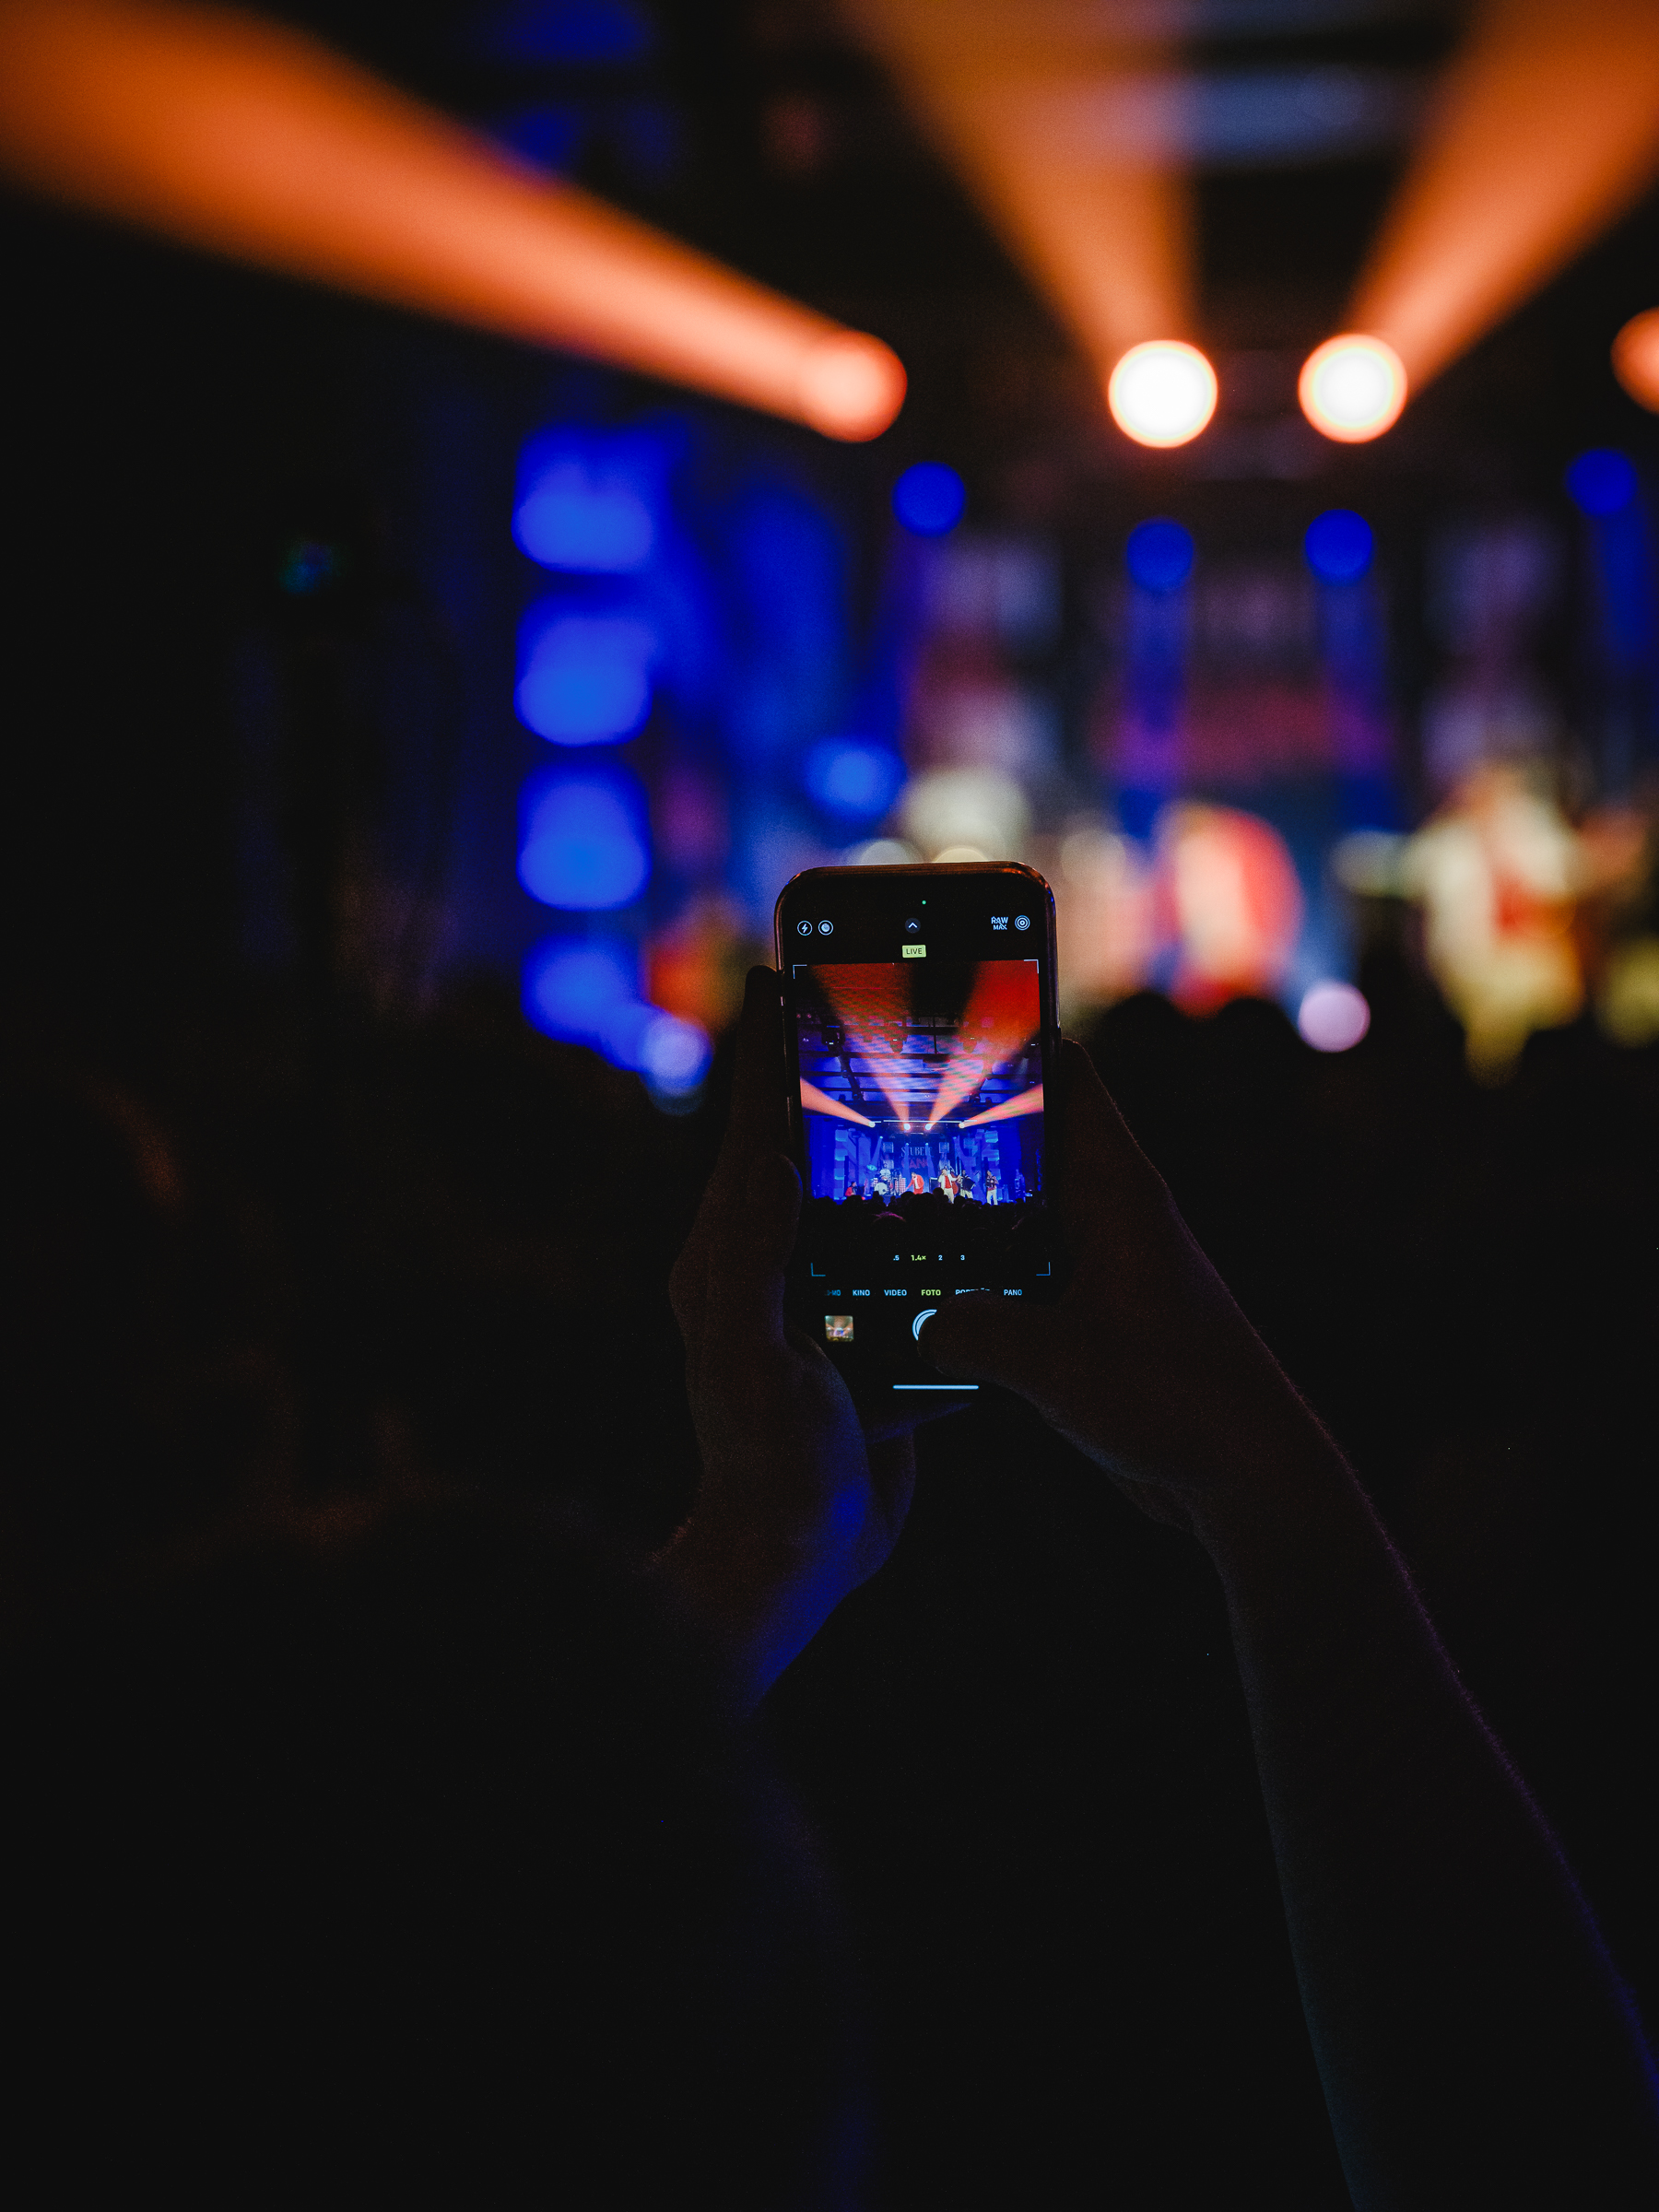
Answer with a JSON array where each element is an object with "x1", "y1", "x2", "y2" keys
[
  {"x1": 774, "y1": 862, "x2": 1063, "y2": 1407},
  {"x1": 664, "y1": 967, "x2": 917, "y2": 1709},
  {"x1": 925, "y1": 1035, "x2": 1323, "y2": 1538}
]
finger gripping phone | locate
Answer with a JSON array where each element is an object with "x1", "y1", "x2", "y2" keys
[{"x1": 773, "y1": 862, "x2": 1062, "y2": 1404}]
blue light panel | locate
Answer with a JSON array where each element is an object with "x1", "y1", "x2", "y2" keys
[
  {"x1": 522, "y1": 939, "x2": 639, "y2": 1038},
  {"x1": 803, "y1": 738, "x2": 905, "y2": 823},
  {"x1": 472, "y1": 1, "x2": 654, "y2": 64},
  {"x1": 522, "y1": 938, "x2": 712, "y2": 1097},
  {"x1": 1126, "y1": 519, "x2": 1195, "y2": 594},
  {"x1": 513, "y1": 432, "x2": 658, "y2": 572},
  {"x1": 1305, "y1": 509, "x2": 1374, "y2": 582},
  {"x1": 1567, "y1": 449, "x2": 1639, "y2": 518},
  {"x1": 893, "y1": 462, "x2": 967, "y2": 537},
  {"x1": 515, "y1": 608, "x2": 657, "y2": 744},
  {"x1": 518, "y1": 771, "x2": 651, "y2": 910}
]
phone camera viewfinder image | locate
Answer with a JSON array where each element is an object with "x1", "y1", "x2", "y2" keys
[{"x1": 789, "y1": 947, "x2": 1050, "y2": 1342}]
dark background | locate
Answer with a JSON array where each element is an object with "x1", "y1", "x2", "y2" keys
[{"x1": 5, "y1": 4, "x2": 1658, "y2": 2203}]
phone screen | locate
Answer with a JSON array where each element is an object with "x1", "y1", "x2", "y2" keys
[{"x1": 774, "y1": 864, "x2": 1059, "y2": 1394}]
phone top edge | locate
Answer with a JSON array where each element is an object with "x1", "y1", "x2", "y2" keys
[
  {"x1": 771, "y1": 861, "x2": 1055, "y2": 959},
  {"x1": 776, "y1": 860, "x2": 1051, "y2": 889}
]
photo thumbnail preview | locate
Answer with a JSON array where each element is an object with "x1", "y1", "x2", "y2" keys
[{"x1": 794, "y1": 959, "x2": 1043, "y2": 1207}]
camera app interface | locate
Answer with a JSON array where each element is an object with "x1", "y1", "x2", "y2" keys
[{"x1": 790, "y1": 952, "x2": 1050, "y2": 1357}]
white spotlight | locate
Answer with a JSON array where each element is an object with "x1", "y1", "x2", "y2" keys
[
  {"x1": 900, "y1": 768, "x2": 1029, "y2": 862},
  {"x1": 1299, "y1": 335, "x2": 1407, "y2": 442},
  {"x1": 1107, "y1": 341, "x2": 1218, "y2": 449}
]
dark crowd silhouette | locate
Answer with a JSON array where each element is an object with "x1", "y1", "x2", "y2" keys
[{"x1": 6, "y1": 920, "x2": 1659, "y2": 2206}]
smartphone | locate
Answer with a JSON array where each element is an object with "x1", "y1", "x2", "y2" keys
[{"x1": 773, "y1": 861, "x2": 1061, "y2": 1404}]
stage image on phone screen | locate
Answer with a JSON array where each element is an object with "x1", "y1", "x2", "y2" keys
[{"x1": 789, "y1": 956, "x2": 1049, "y2": 1340}]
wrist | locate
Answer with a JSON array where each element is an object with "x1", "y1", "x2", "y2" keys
[
  {"x1": 1182, "y1": 1391, "x2": 1358, "y2": 1574},
  {"x1": 654, "y1": 1509, "x2": 852, "y2": 1712}
]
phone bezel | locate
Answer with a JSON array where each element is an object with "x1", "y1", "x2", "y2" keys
[{"x1": 772, "y1": 861, "x2": 1062, "y2": 1392}]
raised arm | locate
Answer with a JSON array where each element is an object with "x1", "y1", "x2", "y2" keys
[
  {"x1": 926, "y1": 1039, "x2": 1659, "y2": 2208},
  {"x1": 659, "y1": 967, "x2": 915, "y2": 1713}
]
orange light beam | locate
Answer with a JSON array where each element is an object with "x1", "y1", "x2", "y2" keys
[
  {"x1": 1351, "y1": 0, "x2": 1659, "y2": 394},
  {"x1": 818, "y1": 964, "x2": 916, "y2": 1125},
  {"x1": 924, "y1": 961, "x2": 1041, "y2": 1130},
  {"x1": 841, "y1": 2, "x2": 1194, "y2": 376},
  {"x1": 959, "y1": 1083, "x2": 1043, "y2": 1129},
  {"x1": 799, "y1": 1080, "x2": 876, "y2": 1128},
  {"x1": 0, "y1": 0, "x2": 905, "y2": 440},
  {"x1": 1613, "y1": 307, "x2": 1659, "y2": 409},
  {"x1": 900, "y1": 85, "x2": 1195, "y2": 365}
]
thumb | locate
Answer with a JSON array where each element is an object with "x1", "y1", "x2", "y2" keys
[
  {"x1": 704, "y1": 1149, "x2": 802, "y2": 1354},
  {"x1": 925, "y1": 1294, "x2": 1054, "y2": 1397}
]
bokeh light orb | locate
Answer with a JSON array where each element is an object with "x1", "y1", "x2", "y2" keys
[
  {"x1": 804, "y1": 738, "x2": 905, "y2": 822},
  {"x1": 1164, "y1": 805, "x2": 1303, "y2": 1009},
  {"x1": 522, "y1": 940, "x2": 711, "y2": 1101},
  {"x1": 848, "y1": 837, "x2": 920, "y2": 865},
  {"x1": 892, "y1": 461, "x2": 966, "y2": 536},
  {"x1": 1304, "y1": 509, "x2": 1373, "y2": 582},
  {"x1": 796, "y1": 332, "x2": 907, "y2": 441},
  {"x1": 1566, "y1": 447, "x2": 1638, "y2": 518},
  {"x1": 900, "y1": 766, "x2": 1028, "y2": 861},
  {"x1": 515, "y1": 609, "x2": 657, "y2": 744},
  {"x1": 1107, "y1": 341, "x2": 1218, "y2": 449},
  {"x1": 522, "y1": 940, "x2": 637, "y2": 1041},
  {"x1": 1125, "y1": 518, "x2": 1195, "y2": 594},
  {"x1": 639, "y1": 1011, "x2": 713, "y2": 1096},
  {"x1": 1298, "y1": 335, "x2": 1406, "y2": 443},
  {"x1": 1298, "y1": 980, "x2": 1371, "y2": 1053},
  {"x1": 513, "y1": 455, "x2": 655, "y2": 573},
  {"x1": 518, "y1": 771, "x2": 651, "y2": 910},
  {"x1": 1611, "y1": 309, "x2": 1659, "y2": 412}
]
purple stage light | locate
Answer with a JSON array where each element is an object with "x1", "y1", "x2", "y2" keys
[{"x1": 1298, "y1": 980, "x2": 1371, "y2": 1053}]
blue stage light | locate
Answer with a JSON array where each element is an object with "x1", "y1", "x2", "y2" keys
[
  {"x1": 1125, "y1": 519, "x2": 1195, "y2": 594},
  {"x1": 638, "y1": 1011, "x2": 712, "y2": 1096},
  {"x1": 515, "y1": 608, "x2": 657, "y2": 743},
  {"x1": 1566, "y1": 448, "x2": 1639, "y2": 517},
  {"x1": 490, "y1": 104, "x2": 584, "y2": 174},
  {"x1": 804, "y1": 738, "x2": 905, "y2": 822},
  {"x1": 585, "y1": 991, "x2": 711, "y2": 1093},
  {"x1": 513, "y1": 431, "x2": 658, "y2": 572},
  {"x1": 893, "y1": 462, "x2": 967, "y2": 537},
  {"x1": 1305, "y1": 508, "x2": 1373, "y2": 582},
  {"x1": 594, "y1": 995, "x2": 655, "y2": 1065},
  {"x1": 474, "y1": 1, "x2": 653, "y2": 65},
  {"x1": 522, "y1": 939, "x2": 638, "y2": 1039},
  {"x1": 277, "y1": 537, "x2": 344, "y2": 595},
  {"x1": 518, "y1": 771, "x2": 650, "y2": 909},
  {"x1": 522, "y1": 940, "x2": 712, "y2": 1098}
]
